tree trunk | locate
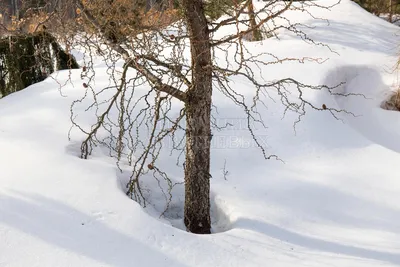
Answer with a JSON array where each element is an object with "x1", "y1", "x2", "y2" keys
[
  {"x1": 0, "y1": 32, "x2": 79, "y2": 98},
  {"x1": 248, "y1": 0, "x2": 262, "y2": 41},
  {"x1": 181, "y1": 0, "x2": 212, "y2": 234},
  {"x1": 168, "y1": 0, "x2": 174, "y2": 9}
]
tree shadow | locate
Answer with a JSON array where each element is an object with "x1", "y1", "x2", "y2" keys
[
  {"x1": 233, "y1": 218, "x2": 400, "y2": 265},
  {"x1": 263, "y1": 175, "x2": 400, "y2": 234},
  {"x1": 0, "y1": 192, "x2": 187, "y2": 267}
]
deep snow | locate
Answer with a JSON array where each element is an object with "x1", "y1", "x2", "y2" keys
[{"x1": 1, "y1": 0, "x2": 400, "y2": 266}]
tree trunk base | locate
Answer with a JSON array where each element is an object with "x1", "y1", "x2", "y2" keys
[{"x1": 184, "y1": 215, "x2": 211, "y2": 234}]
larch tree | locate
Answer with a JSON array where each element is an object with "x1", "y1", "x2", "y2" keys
[{"x1": 6, "y1": 0, "x2": 348, "y2": 234}]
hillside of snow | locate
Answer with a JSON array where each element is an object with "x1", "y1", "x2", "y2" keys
[{"x1": 1, "y1": 0, "x2": 400, "y2": 266}]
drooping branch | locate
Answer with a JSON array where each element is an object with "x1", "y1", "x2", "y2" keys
[
  {"x1": 140, "y1": 54, "x2": 191, "y2": 87},
  {"x1": 75, "y1": 0, "x2": 187, "y2": 102},
  {"x1": 80, "y1": 60, "x2": 130, "y2": 159},
  {"x1": 125, "y1": 59, "x2": 187, "y2": 102}
]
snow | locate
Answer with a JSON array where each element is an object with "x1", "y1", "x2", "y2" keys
[{"x1": 1, "y1": 0, "x2": 400, "y2": 266}]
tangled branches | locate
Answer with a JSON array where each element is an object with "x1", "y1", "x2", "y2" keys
[{"x1": 15, "y1": 0, "x2": 359, "y2": 229}]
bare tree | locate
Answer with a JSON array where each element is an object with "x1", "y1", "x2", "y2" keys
[{"x1": 5, "y1": 0, "x2": 349, "y2": 234}]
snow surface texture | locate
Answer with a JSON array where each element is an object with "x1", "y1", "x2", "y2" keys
[{"x1": 1, "y1": 0, "x2": 400, "y2": 266}]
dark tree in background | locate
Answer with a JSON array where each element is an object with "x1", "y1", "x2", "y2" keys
[
  {"x1": 353, "y1": 0, "x2": 400, "y2": 22},
  {"x1": 0, "y1": 32, "x2": 78, "y2": 98}
]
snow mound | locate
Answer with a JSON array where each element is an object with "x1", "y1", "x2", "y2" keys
[{"x1": 1, "y1": 0, "x2": 400, "y2": 266}]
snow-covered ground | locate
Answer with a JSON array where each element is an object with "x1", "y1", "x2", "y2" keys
[
  {"x1": 1, "y1": 0, "x2": 400, "y2": 266},
  {"x1": 380, "y1": 13, "x2": 400, "y2": 26}
]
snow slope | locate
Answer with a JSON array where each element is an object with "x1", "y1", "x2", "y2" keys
[{"x1": 1, "y1": 0, "x2": 400, "y2": 266}]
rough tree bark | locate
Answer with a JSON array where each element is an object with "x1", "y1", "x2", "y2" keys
[{"x1": 181, "y1": 0, "x2": 213, "y2": 234}]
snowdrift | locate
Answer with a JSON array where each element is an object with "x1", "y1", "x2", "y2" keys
[{"x1": 1, "y1": 0, "x2": 400, "y2": 266}]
